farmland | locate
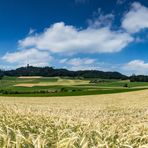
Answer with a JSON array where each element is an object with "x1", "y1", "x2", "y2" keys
[
  {"x1": 0, "y1": 76, "x2": 148, "y2": 96},
  {"x1": 0, "y1": 90, "x2": 148, "y2": 147},
  {"x1": 0, "y1": 76, "x2": 148, "y2": 147}
]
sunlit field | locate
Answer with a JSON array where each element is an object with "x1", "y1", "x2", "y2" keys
[
  {"x1": 1, "y1": 0, "x2": 148, "y2": 147},
  {"x1": 0, "y1": 90, "x2": 148, "y2": 147},
  {"x1": 0, "y1": 76, "x2": 148, "y2": 97}
]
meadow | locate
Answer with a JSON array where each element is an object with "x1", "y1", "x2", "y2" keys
[
  {"x1": 0, "y1": 90, "x2": 148, "y2": 147},
  {"x1": 0, "y1": 76, "x2": 148, "y2": 96}
]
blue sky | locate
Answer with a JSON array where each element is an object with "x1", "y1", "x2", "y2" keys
[{"x1": 1, "y1": 0, "x2": 148, "y2": 75}]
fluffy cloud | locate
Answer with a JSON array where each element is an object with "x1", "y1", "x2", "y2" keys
[
  {"x1": 2, "y1": 48, "x2": 52, "y2": 67},
  {"x1": 123, "y1": 60, "x2": 148, "y2": 75},
  {"x1": 19, "y1": 22, "x2": 133, "y2": 54},
  {"x1": 122, "y1": 2, "x2": 148, "y2": 33}
]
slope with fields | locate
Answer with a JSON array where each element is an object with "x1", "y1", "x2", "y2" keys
[
  {"x1": 1, "y1": 76, "x2": 148, "y2": 97},
  {"x1": 0, "y1": 90, "x2": 148, "y2": 147},
  {"x1": 14, "y1": 78, "x2": 90, "y2": 87}
]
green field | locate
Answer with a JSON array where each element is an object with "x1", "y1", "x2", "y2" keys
[{"x1": 0, "y1": 76, "x2": 148, "y2": 96}]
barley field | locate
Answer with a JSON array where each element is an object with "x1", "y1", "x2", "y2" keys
[{"x1": 0, "y1": 90, "x2": 148, "y2": 147}]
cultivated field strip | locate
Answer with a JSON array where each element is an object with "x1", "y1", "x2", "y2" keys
[{"x1": 0, "y1": 90, "x2": 148, "y2": 147}]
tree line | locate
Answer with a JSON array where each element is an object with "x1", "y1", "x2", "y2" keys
[
  {"x1": 0, "y1": 66, "x2": 127, "y2": 79},
  {"x1": 129, "y1": 75, "x2": 148, "y2": 82},
  {"x1": 0, "y1": 66, "x2": 148, "y2": 82}
]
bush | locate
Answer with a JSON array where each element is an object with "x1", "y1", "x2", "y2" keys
[{"x1": 123, "y1": 83, "x2": 128, "y2": 88}]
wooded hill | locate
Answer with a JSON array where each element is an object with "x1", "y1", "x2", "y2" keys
[
  {"x1": 0, "y1": 66, "x2": 128, "y2": 79},
  {"x1": 1, "y1": 66, "x2": 148, "y2": 82}
]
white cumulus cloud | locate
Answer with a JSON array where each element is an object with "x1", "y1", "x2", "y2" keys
[
  {"x1": 19, "y1": 22, "x2": 133, "y2": 54},
  {"x1": 122, "y1": 2, "x2": 148, "y2": 33},
  {"x1": 2, "y1": 48, "x2": 52, "y2": 67},
  {"x1": 123, "y1": 60, "x2": 148, "y2": 75}
]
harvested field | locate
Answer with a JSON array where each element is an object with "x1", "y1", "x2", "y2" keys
[
  {"x1": 14, "y1": 78, "x2": 89, "y2": 87},
  {"x1": 14, "y1": 83, "x2": 50, "y2": 87}
]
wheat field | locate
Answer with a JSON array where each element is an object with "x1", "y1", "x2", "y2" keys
[{"x1": 0, "y1": 90, "x2": 148, "y2": 147}]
